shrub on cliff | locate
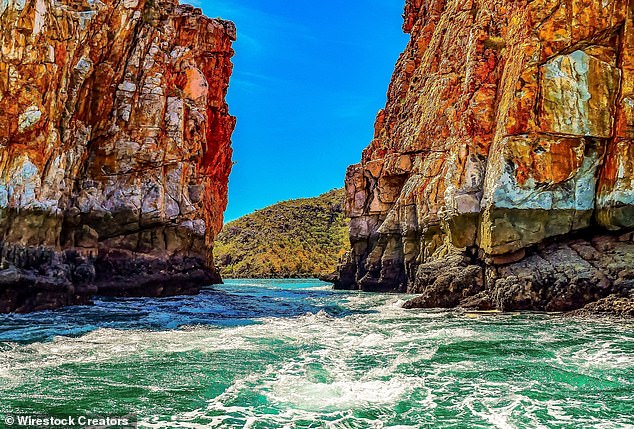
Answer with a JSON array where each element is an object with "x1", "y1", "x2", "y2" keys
[{"x1": 214, "y1": 189, "x2": 349, "y2": 278}]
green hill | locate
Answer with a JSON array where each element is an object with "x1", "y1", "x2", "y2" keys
[{"x1": 214, "y1": 189, "x2": 349, "y2": 278}]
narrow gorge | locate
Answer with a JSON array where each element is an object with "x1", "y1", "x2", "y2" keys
[
  {"x1": 335, "y1": 0, "x2": 634, "y2": 314},
  {"x1": 1, "y1": 2, "x2": 633, "y2": 427},
  {"x1": 0, "y1": 0, "x2": 235, "y2": 312}
]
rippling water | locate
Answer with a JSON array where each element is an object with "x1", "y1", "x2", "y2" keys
[{"x1": 0, "y1": 279, "x2": 633, "y2": 428}]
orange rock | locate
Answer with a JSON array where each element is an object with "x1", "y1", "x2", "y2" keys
[
  {"x1": 0, "y1": 0, "x2": 235, "y2": 312},
  {"x1": 338, "y1": 0, "x2": 634, "y2": 292}
]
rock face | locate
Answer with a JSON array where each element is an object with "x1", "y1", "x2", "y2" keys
[
  {"x1": 337, "y1": 0, "x2": 634, "y2": 313},
  {"x1": 0, "y1": 0, "x2": 235, "y2": 312}
]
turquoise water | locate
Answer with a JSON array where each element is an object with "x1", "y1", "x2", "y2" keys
[{"x1": 0, "y1": 279, "x2": 633, "y2": 428}]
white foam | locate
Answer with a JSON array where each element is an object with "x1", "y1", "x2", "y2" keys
[
  {"x1": 267, "y1": 377, "x2": 410, "y2": 411},
  {"x1": 2, "y1": 287, "x2": 633, "y2": 429}
]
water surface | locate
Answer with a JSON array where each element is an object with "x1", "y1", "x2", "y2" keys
[{"x1": 0, "y1": 279, "x2": 632, "y2": 428}]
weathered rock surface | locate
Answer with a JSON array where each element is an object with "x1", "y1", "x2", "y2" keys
[
  {"x1": 214, "y1": 189, "x2": 349, "y2": 279},
  {"x1": 569, "y1": 291, "x2": 634, "y2": 317},
  {"x1": 0, "y1": 0, "x2": 235, "y2": 312},
  {"x1": 336, "y1": 0, "x2": 634, "y2": 314}
]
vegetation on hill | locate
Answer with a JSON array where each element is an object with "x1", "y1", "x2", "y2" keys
[{"x1": 214, "y1": 189, "x2": 349, "y2": 278}]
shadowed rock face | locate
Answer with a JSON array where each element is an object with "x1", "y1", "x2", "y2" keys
[
  {"x1": 0, "y1": 0, "x2": 235, "y2": 312},
  {"x1": 337, "y1": 0, "x2": 634, "y2": 313}
]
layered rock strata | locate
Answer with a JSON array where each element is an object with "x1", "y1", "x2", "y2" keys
[
  {"x1": 0, "y1": 0, "x2": 235, "y2": 312},
  {"x1": 336, "y1": 0, "x2": 634, "y2": 313}
]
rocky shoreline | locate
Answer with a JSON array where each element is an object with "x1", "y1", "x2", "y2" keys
[{"x1": 401, "y1": 231, "x2": 634, "y2": 315}]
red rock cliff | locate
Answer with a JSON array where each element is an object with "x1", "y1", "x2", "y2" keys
[
  {"x1": 337, "y1": 0, "x2": 634, "y2": 313},
  {"x1": 0, "y1": 0, "x2": 235, "y2": 312}
]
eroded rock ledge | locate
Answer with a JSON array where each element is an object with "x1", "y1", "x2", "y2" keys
[
  {"x1": 0, "y1": 0, "x2": 235, "y2": 312},
  {"x1": 334, "y1": 0, "x2": 634, "y2": 314}
]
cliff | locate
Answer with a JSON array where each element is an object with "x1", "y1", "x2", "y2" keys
[
  {"x1": 336, "y1": 0, "x2": 634, "y2": 314},
  {"x1": 0, "y1": 0, "x2": 235, "y2": 312},
  {"x1": 215, "y1": 189, "x2": 349, "y2": 278}
]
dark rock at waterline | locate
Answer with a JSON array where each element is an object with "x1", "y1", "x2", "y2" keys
[
  {"x1": 0, "y1": 242, "x2": 218, "y2": 313},
  {"x1": 402, "y1": 233, "x2": 634, "y2": 314},
  {"x1": 92, "y1": 251, "x2": 218, "y2": 298},
  {"x1": 318, "y1": 272, "x2": 339, "y2": 285},
  {"x1": 0, "y1": 265, "x2": 90, "y2": 313},
  {"x1": 570, "y1": 292, "x2": 634, "y2": 317},
  {"x1": 403, "y1": 255, "x2": 485, "y2": 309}
]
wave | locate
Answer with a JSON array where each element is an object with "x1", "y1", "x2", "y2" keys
[{"x1": 0, "y1": 281, "x2": 632, "y2": 428}]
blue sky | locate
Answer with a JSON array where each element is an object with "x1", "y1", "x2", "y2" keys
[{"x1": 189, "y1": 0, "x2": 408, "y2": 222}]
